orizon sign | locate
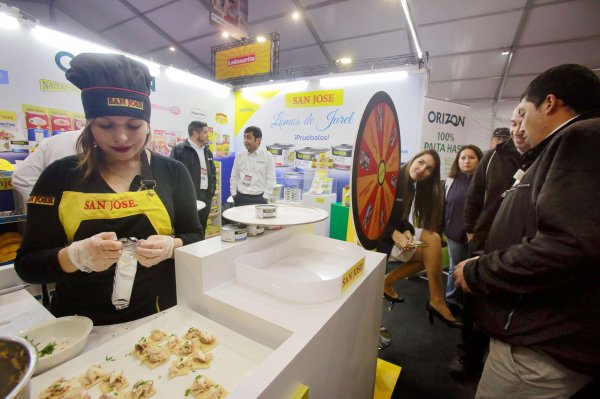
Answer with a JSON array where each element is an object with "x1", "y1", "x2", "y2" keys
[{"x1": 427, "y1": 111, "x2": 465, "y2": 127}]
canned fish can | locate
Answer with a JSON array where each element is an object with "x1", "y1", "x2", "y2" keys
[
  {"x1": 331, "y1": 144, "x2": 353, "y2": 170},
  {"x1": 255, "y1": 204, "x2": 277, "y2": 219},
  {"x1": 221, "y1": 224, "x2": 247, "y2": 242},
  {"x1": 245, "y1": 224, "x2": 265, "y2": 236},
  {"x1": 295, "y1": 147, "x2": 330, "y2": 171},
  {"x1": 267, "y1": 143, "x2": 295, "y2": 167}
]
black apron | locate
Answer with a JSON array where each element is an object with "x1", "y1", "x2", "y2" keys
[{"x1": 54, "y1": 151, "x2": 175, "y2": 325}]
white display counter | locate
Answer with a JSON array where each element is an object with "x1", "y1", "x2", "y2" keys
[
  {"x1": 0, "y1": 225, "x2": 385, "y2": 399},
  {"x1": 175, "y1": 225, "x2": 386, "y2": 398}
]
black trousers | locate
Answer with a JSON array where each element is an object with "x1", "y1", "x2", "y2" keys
[
  {"x1": 233, "y1": 192, "x2": 267, "y2": 206},
  {"x1": 458, "y1": 239, "x2": 489, "y2": 367}
]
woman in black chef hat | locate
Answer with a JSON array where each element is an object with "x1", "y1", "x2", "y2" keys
[{"x1": 15, "y1": 53, "x2": 203, "y2": 325}]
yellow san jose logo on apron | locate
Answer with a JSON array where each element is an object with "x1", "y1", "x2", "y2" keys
[{"x1": 59, "y1": 190, "x2": 172, "y2": 243}]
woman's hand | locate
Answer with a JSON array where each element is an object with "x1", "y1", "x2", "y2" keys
[
  {"x1": 392, "y1": 230, "x2": 413, "y2": 251},
  {"x1": 135, "y1": 235, "x2": 175, "y2": 267},
  {"x1": 66, "y1": 232, "x2": 122, "y2": 273}
]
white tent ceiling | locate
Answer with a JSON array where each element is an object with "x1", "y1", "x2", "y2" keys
[{"x1": 4, "y1": 0, "x2": 600, "y2": 138}]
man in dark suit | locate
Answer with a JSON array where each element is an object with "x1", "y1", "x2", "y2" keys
[
  {"x1": 454, "y1": 64, "x2": 600, "y2": 398},
  {"x1": 171, "y1": 121, "x2": 216, "y2": 234}
]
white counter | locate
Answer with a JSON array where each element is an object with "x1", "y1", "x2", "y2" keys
[
  {"x1": 175, "y1": 225, "x2": 386, "y2": 398},
  {"x1": 0, "y1": 288, "x2": 53, "y2": 336},
  {"x1": 1, "y1": 226, "x2": 385, "y2": 399}
]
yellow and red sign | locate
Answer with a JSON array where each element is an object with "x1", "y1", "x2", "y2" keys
[
  {"x1": 214, "y1": 41, "x2": 272, "y2": 80},
  {"x1": 341, "y1": 257, "x2": 365, "y2": 292},
  {"x1": 107, "y1": 97, "x2": 144, "y2": 110},
  {"x1": 286, "y1": 89, "x2": 344, "y2": 108}
]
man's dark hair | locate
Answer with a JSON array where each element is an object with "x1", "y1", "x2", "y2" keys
[
  {"x1": 188, "y1": 121, "x2": 207, "y2": 137},
  {"x1": 521, "y1": 64, "x2": 600, "y2": 113},
  {"x1": 244, "y1": 126, "x2": 262, "y2": 139}
]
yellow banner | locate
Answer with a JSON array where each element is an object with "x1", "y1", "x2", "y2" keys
[
  {"x1": 0, "y1": 110, "x2": 17, "y2": 121},
  {"x1": 286, "y1": 89, "x2": 344, "y2": 108},
  {"x1": 215, "y1": 41, "x2": 272, "y2": 80}
]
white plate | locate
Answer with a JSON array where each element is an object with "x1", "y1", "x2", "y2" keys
[
  {"x1": 223, "y1": 204, "x2": 328, "y2": 226},
  {"x1": 30, "y1": 306, "x2": 273, "y2": 398},
  {"x1": 19, "y1": 316, "x2": 93, "y2": 375}
]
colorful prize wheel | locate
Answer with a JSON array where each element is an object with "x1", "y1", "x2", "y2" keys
[{"x1": 351, "y1": 91, "x2": 401, "y2": 250}]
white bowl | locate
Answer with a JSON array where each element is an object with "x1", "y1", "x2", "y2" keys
[{"x1": 19, "y1": 316, "x2": 93, "y2": 375}]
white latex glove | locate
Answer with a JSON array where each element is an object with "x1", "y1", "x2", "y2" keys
[
  {"x1": 67, "y1": 232, "x2": 123, "y2": 273},
  {"x1": 135, "y1": 235, "x2": 175, "y2": 267}
]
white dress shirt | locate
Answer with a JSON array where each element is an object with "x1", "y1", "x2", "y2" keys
[
  {"x1": 230, "y1": 147, "x2": 275, "y2": 199},
  {"x1": 12, "y1": 129, "x2": 81, "y2": 199},
  {"x1": 188, "y1": 138, "x2": 208, "y2": 190}
]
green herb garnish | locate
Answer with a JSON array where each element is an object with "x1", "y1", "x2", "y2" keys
[
  {"x1": 39, "y1": 341, "x2": 56, "y2": 357},
  {"x1": 105, "y1": 355, "x2": 115, "y2": 361}
]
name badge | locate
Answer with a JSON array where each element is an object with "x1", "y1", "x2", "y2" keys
[
  {"x1": 243, "y1": 174, "x2": 252, "y2": 187},
  {"x1": 201, "y1": 167, "x2": 208, "y2": 181},
  {"x1": 513, "y1": 169, "x2": 525, "y2": 185}
]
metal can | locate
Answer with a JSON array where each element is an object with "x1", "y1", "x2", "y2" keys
[
  {"x1": 295, "y1": 147, "x2": 330, "y2": 171},
  {"x1": 267, "y1": 143, "x2": 295, "y2": 167},
  {"x1": 245, "y1": 224, "x2": 265, "y2": 236},
  {"x1": 255, "y1": 204, "x2": 277, "y2": 219},
  {"x1": 221, "y1": 224, "x2": 247, "y2": 242},
  {"x1": 331, "y1": 144, "x2": 353, "y2": 170}
]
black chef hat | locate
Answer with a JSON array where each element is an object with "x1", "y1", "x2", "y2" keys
[
  {"x1": 66, "y1": 53, "x2": 152, "y2": 122},
  {"x1": 492, "y1": 127, "x2": 510, "y2": 138}
]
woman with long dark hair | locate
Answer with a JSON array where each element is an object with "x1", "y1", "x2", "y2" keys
[{"x1": 377, "y1": 149, "x2": 461, "y2": 328}]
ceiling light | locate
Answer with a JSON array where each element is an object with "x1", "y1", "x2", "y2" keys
[
  {"x1": 241, "y1": 91, "x2": 266, "y2": 105},
  {"x1": 222, "y1": 31, "x2": 229, "y2": 38},
  {"x1": 169, "y1": 46, "x2": 176, "y2": 52},
  {"x1": 501, "y1": 50, "x2": 510, "y2": 55},
  {"x1": 292, "y1": 11, "x2": 300, "y2": 20},
  {"x1": 337, "y1": 57, "x2": 352, "y2": 65},
  {"x1": 256, "y1": 36, "x2": 266, "y2": 43},
  {"x1": 242, "y1": 80, "x2": 309, "y2": 93},
  {"x1": 31, "y1": 25, "x2": 161, "y2": 75},
  {"x1": 32, "y1": 25, "x2": 112, "y2": 54},
  {"x1": 166, "y1": 67, "x2": 231, "y2": 97},
  {"x1": 400, "y1": 0, "x2": 423, "y2": 59},
  {"x1": 0, "y1": 11, "x2": 19, "y2": 30},
  {"x1": 320, "y1": 71, "x2": 408, "y2": 88}
]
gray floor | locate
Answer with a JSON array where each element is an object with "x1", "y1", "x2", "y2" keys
[{"x1": 378, "y1": 276, "x2": 479, "y2": 399}]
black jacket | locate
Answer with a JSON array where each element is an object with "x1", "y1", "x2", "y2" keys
[
  {"x1": 442, "y1": 172, "x2": 472, "y2": 243},
  {"x1": 376, "y1": 165, "x2": 416, "y2": 257},
  {"x1": 464, "y1": 111, "x2": 600, "y2": 376},
  {"x1": 463, "y1": 139, "x2": 521, "y2": 251},
  {"x1": 170, "y1": 140, "x2": 217, "y2": 200}
]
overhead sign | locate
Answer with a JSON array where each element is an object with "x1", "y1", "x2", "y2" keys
[
  {"x1": 214, "y1": 40, "x2": 273, "y2": 81},
  {"x1": 210, "y1": 0, "x2": 248, "y2": 39}
]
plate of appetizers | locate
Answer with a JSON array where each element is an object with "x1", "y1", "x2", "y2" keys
[{"x1": 30, "y1": 306, "x2": 273, "y2": 399}]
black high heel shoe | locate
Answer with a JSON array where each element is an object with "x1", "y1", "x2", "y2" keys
[
  {"x1": 383, "y1": 291, "x2": 404, "y2": 311},
  {"x1": 426, "y1": 303, "x2": 464, "y2": 329}
]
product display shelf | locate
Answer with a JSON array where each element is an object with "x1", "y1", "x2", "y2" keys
[
  {"x1": 175, "y1": 225, "x2": 386, "y2": 398},
  {"x1": 0, "y1": 211, "x2": 26, "y2": 224},
  {"x1": 0, "y1": 170, "x2": 26, "y2": 224}
]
